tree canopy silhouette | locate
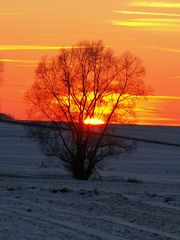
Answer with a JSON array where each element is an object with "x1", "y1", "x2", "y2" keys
[{"x1": 26, "y1": 40, "x2": 148, "y2": 179}]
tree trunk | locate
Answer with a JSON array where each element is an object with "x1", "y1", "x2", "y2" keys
[
  {"x1": 73, "y1": 157, "x2": 85, "y2": 180},
  {"x1": 84, "y1": 161, "x2": 94, "y2": 179},
  {"x1": 73, "y1": 124, "x2": 88, "y2": 180}
]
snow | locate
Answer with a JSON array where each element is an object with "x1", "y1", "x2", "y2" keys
[{"x1": 0, "y1": 121, "x2": 180, "y2": 240}]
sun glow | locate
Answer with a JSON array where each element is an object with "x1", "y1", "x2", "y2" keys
[{"x1": 83, "y1": 118, "x2": 105, "y2": 125}]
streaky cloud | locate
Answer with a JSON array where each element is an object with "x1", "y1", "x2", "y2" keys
[
  {"x1": 0, "y1": 59, "x2": 38, "y2": 63},
  {"x1": 147, "y1": 95, "x2": 180, "y2": 100},
  {"x1": 111, "y1": 20, "x2": 173, "y2": 27},
  {"x1": 129, "y1": 1, "x2": 180, "y2": 8},
  {"x1": 14, "y1": 64, "x2": 36, "y2": 68},
  {"x1": 169, "y1": 76, "x2": 180, "y2": 79},
  {"x1": 0, "y1": 8, "x2": 61, "y2": 17},
  {"x1": 0, "y1": 45, "x2": 80, "y2": 51},
  {"x1": 113, "y1": 10, "x2": 180, "y2": 17},
  {"x1": 132, "y1": 18, "x2": 180, "y2": 23},
  {"x1": 0, "y1": 9, "x2": 32, "y2": 16},
  {"x1": 138, "y1": 116, "x2": 173, "y2": 121},
  {"x1": 3, "y1": 83, "x2": 28, "y2": 88},
  {"x1": 134, "y1": 45, "x2": 180, "y2": 53}
]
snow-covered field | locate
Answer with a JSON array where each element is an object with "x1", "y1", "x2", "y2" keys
[{"x1": 0, "y1": 122, "x2": 180, "y2": 240}]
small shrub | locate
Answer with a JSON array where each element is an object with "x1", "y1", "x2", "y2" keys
[
  {"x1": 51, "y1": 187, "x2": 72, "y2": 193},
  {"x1": 127, "y1": 178, "x2": 142, "y2": 183}
]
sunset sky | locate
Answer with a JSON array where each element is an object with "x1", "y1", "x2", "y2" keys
[{"x1": 0, "y1": 0, "x2": 180, "y2": 125}]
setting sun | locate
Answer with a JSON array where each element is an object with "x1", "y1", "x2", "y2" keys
[{"x1": 83, "y1": 118, "x2": 105, "y2": 125}]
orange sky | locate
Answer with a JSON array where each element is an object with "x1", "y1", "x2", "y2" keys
[{"x1": 0, "y1": 0, "x2": 180, "y2": 125}]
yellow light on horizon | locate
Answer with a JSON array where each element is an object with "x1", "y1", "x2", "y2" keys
[{"x1": 83, "y1": 118, "x2": 105, "y2": 125}]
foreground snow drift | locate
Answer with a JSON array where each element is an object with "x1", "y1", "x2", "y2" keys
[{"x1": 0, "y1": 122, "x2": 180, "y2": 240}]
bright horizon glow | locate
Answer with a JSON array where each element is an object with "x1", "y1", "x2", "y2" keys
[{"x1": 83, "y1": 118, "x2": 105, "y2": 125}]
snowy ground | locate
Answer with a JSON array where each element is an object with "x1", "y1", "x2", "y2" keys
[{"x1": 0, "y1": 122, "x2": 180, "y2": 240}]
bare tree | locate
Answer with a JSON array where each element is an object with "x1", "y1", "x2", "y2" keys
[{"x1": 26, "y1": 40, "x2": 148, "y2": 180}]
